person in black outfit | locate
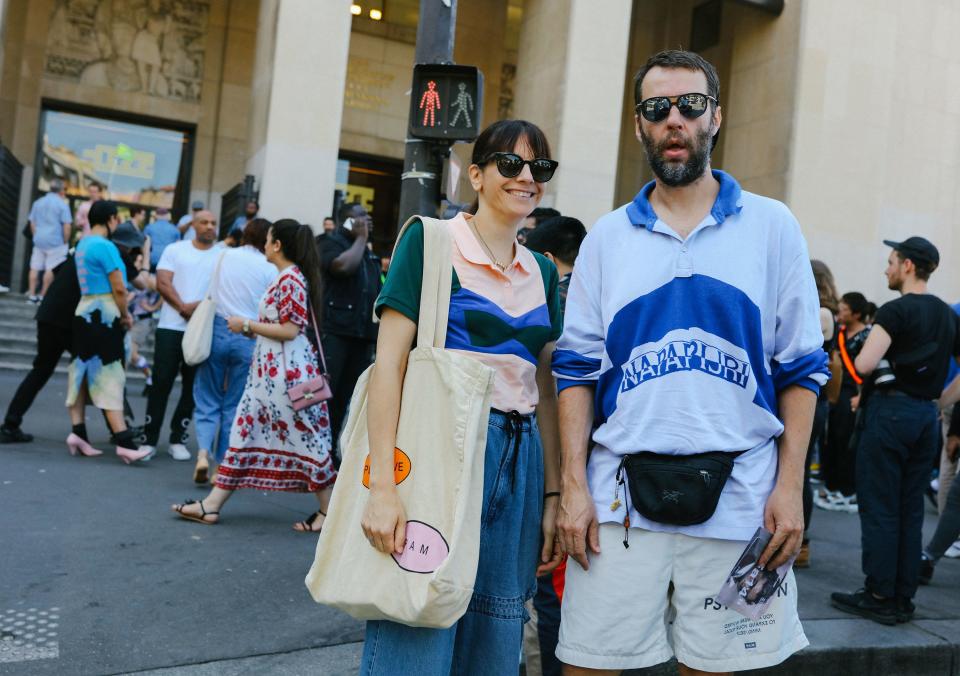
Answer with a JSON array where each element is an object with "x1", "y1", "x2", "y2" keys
[
  {"x1": 1, "y1": 202, "x2": 147, "y2": 444},
  {"x1": 832, "y1": 236, "x2": 960, "y2": 625},
  {"x1": 824, "y1": 292, "x2": 872, "y2": 504},
  {"x1": 319, "y1": 202, "x2": 382, "y2": 454}
]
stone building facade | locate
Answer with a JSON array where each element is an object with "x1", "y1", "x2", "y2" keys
[{"x1": 0, "y1": 0, "x2": 957, "y2": 302}]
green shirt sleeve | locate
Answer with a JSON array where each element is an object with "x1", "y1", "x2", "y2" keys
[
  {"x1": 375, "y1": 219, "x2": 424, "y2": 323},
  {"x1": 532, "y1": 251, "x2": 563, "y2": 342}
]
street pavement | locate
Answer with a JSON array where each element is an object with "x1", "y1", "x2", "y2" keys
[{"x1": 1, "y1": 370, "x2": 958, "y2": 675}]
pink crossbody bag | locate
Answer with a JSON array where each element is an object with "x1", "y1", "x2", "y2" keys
[{"x1": 281, "y1": 301, "x2": 333, "y2": 411}]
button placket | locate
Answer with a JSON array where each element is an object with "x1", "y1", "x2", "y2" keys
[{"x1": 675, "y1": 242, "x2": 694, "y2": 278}]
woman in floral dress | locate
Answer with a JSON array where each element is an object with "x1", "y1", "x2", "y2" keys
[{"x1": 171, "y1": 219, "x2": 336, "y2": 531}]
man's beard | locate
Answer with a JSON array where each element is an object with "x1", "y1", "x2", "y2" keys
[
  {"x1": 641, "y1": 126, "x2": 714, "y2": 187},
  {"x1": 887, "y1": 274, "x2": 902, "y2": 292}
]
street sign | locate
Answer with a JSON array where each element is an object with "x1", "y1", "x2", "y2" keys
[{"x1": 408, "y1": 64, "x2": 483, "y2": 141}]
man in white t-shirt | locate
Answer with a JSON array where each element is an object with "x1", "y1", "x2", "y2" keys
[{"x1": 139, "y1": 210, "x2": 219, "y2": 461}]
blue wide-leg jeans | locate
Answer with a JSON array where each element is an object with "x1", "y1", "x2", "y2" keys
[
  {"x1": 360, "y1": 409, "x2": 545, "y2": 676},
  {"x1": 192, "y1": 315, "x2": 255, "y2": 463}
]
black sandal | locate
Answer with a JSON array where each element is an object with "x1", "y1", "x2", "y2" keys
[
  {"x1": 293, "y1": 509, "x2": 326, "y2": 533},
  {"x1": 173, "y1": 499, "x2": 219, "y2": 525}
]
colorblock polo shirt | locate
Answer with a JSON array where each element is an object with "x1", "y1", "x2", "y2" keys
[
  {"x1": 553, "y1": 170, "x2": 830, "y2": 541},
  {"x1": 377, "y1": 213, "x2": 562, "y2": 414}
]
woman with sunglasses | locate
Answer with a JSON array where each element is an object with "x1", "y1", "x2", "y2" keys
[{"x1": 360, "y1": 119, "x2": 563, "y2": 673}]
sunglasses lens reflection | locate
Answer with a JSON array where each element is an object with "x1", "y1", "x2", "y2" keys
[
  {"x1": 641, "y1": 94, "x2": 710, "y2": 122},
  {"x1": 678, "y1": 94, "x2": 708, "y2": 117},
  {"x1": 530, "y1": 160, "x2": 557, "y2": 182},
  {"x1": 496, "y1": 154, "x2": 524, "y2": 178}
]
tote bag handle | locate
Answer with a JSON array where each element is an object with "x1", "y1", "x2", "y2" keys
[{"x1": 389, "y1": 216, "x2": 452, "y2": 350}]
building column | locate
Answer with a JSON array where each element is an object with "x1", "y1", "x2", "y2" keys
[
  {"x1": 246, "y1": 0, "x2": 351, "y2": 228},
  {"x1": 512, "y1": 0, "x2": 632, "y2": 227}
]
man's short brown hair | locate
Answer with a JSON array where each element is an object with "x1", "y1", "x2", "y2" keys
[{"x1": 633, "y1": 49, "x2": 721, "y2": 107}]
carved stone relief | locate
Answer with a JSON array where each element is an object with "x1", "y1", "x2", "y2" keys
[{"x1": 44, "y1": 0, "x2": 210, "y2": 103}]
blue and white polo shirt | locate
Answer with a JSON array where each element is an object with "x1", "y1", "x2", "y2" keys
[{"x1": 553, "y1": 170, "x2": 829, "y2": 541}]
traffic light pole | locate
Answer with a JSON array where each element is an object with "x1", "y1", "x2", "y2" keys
[{"x1": 398, "y1": 0, "x2": 458, "y2": 227}]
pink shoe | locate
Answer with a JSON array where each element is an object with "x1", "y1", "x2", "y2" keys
[
  {"x1": 116, "y1": 445, "x2": 152, "y2": 464},
  {"x1": 66, "y1": 433, "x2": 103, "y2": 457}
]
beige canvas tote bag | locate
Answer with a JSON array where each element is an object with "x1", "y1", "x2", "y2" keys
[
  {"x1": 305, "y1": 216, "x2": 495, "y2": 628},
  {"x1": 182, "y1": 250, "x2": 226, "y2": 366}
]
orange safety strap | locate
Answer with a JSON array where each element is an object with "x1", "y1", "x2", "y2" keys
[{"x1": 838, "y1": 327, "x2": 863, "y2": 385}]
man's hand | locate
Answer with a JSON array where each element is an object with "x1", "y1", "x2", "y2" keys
[
  {"x1": 536, "y1": 495, "x2": 564, "y2": 577},
  {"x1": 120, "y1": 314, "x2": 134, "y2": 330},
  {"x1": 850, "y1": 394, "x2": 861, "y2": 412},
  {"x1": 946, "y1": 435, "x2": 960, "y2": 462},
  {"x1": 226, "y1": 316, "x2": 245, "y2": 334},
  {"x1": 345, "y1": 217, "x2": 369, "y2": 241},
  {"x1": 759, "y1": 483, "x2": 804, "y2": 570},
  {"x1": 557, "y1": 479, "x2": 600, "y2": 570},
  {"x1": 179, "y1": 301, "x2": 200, "y2": 320}
]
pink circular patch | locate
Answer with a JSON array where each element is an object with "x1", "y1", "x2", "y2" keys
[{"x1": 391, "y1": 521, "x2": 450, "y2": 574}]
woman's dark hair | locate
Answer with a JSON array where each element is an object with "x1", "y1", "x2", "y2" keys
[
  {"x1": 270, "y1": 219, "x2": 323, "y2": 328},
  {"x1": 840, "y1": 292, "x2": 869, "y2": 321},
  {"x1": 242, "y1": 217, "x2": 272, "y2": 252},
  {"x1": 811, "y1": 259, "x2": 838, "y2": 312},
  {"x1": 864, "y1": 302, "x2": 878, "y2": 323},
  {"x1": 467, "y1": 120, "x2": 552, "y2": 214}
]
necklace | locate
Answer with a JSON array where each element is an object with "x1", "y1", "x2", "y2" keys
[{"x1": 469, "y1": 218, "x2": 510, "y2": 271}]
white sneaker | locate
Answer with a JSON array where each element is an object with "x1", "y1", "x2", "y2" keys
[
  {"x1": 945, "y1": 540, "x2": 960, "y2": 559},
  {"x1": 814, "y1": 489, "x2": 841, "y2": 511},
  {"x1": 837, "y1": 494, "x2": 859, "y2": 514},
  {"x1": 0, "y1": 284, "x2": 9, "y2": 293},
  {"x1": 168, "y1": 443, "x2": 191, "y2": 461},
  {"x1": 138, "y1": 445, "x2": 157, "y2": 461}
]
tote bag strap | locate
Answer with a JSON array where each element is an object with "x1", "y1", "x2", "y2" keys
[
  {"x1": 389, "y1": 215, "x2": 453, "y2": 350},
  {"x1": 206, "y1": 250, "x2": 228, "y2": 303}
]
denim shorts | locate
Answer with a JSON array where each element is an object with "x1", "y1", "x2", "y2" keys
[{"x1": 360, "y1": 409, "x2": 545, "y2": 675}]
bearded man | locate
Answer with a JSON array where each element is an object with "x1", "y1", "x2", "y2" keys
[{"x1": 552, "y1": 50, "x2": 828, "y2": 675}]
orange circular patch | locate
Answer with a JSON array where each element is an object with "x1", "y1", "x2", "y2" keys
[{"x1": 362, "y1": 448, "x2": 411, "y2": 488}]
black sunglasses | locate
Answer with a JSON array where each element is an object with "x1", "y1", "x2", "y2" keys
[
  {"x1": 481, "y1": 152, "x2": 559, "y2": 183},
  {"x1": 636, "y1": 93, "x2": 718, "y2": 123}
]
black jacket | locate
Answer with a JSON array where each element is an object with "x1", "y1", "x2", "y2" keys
[{"x1": 318, "y1": 229, "x2": 381, "y2": 341}]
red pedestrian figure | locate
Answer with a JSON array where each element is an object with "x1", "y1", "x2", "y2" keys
[{"x1": 419, "y1": 80, "x2": 441, "y2": 127}]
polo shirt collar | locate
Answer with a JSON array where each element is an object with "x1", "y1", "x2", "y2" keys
[
  {"x1": 453, "y1": 213, "x2": 534, "y2": 275},
  {"x1": 626, "y1": 169, "x2": 743, "y2": 231}
]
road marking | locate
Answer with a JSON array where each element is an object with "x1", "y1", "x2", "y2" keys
[{"x1": 0, "y1": 607, "x2": 60, "y2": 664}]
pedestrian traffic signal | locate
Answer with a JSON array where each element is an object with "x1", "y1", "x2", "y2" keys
[{"x1": 409, "y1": 64, "x2": 483, "y2": 142}]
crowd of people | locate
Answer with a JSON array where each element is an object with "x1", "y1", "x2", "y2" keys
[{"x1": 2, "y1": 48, "x2": 959, "y2": 676}]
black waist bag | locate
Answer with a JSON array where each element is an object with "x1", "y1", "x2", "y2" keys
[{"x1": 621, "y1": 451, "x2": 741, "y2": 526}]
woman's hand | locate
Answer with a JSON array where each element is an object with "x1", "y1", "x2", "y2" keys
[
  {"x1": 850, "y1": 394, "x2": 860, "y2": 412},
  {"x1": 536, "y1": 494, "x2": 564, "y2": 577},
  {"x1": 361, "y1": 485, "x2": 407, "y2": 554},
  {"x1": 226, "y1": 316, "x2": 245, "y2": 334}
]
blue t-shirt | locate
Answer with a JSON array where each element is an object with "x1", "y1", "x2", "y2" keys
[
  {"x1": 144, "y1": 219, "x2": 181, "y2": 267},
  {"x1": 75, "y1": 235, "x2": 126, "y2": 295},
  {"x1": 28, "y1": 192, "x2": 72, "y2": 249}
]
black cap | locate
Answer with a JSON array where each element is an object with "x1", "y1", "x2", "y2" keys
[
  {"x1": 882, "y1": 236, "x2": 939, "y2": 267},
  {"x1": 111, "y1": 221, "x2": 145, "y2": 249}
]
